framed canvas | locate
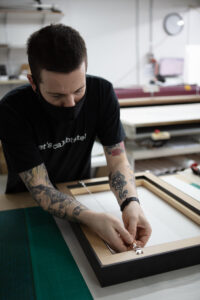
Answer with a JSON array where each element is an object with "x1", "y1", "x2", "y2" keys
[{"x1": 64, "y1": 172, "x2": 200, "y2": 287}]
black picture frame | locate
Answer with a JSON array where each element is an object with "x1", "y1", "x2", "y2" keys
[{"x1": 67, "y1": 173, "x2": 200, "y2": 287}]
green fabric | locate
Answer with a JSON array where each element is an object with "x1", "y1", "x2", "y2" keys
[
  {"x1": 191, "y1": 183, "x2": 200, "y2": 190},
  {"x1": 0, "y1": 209, "x2": 35, "y2": 300},
  {"x1": 25, "y1": 207, "x2": 93, "y2": 300}
]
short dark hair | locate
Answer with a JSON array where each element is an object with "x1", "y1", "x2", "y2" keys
[{"x1": 27, "y1": 24, "x2": 87, "y2": 84}]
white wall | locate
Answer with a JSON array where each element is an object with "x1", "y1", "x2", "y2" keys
[
  {"x1": 60, "y1": 0, "x2": 200, "y2": 86},
  {"x1": 1, "y1": 0, "x2": 200, "y2": 98},
  {"x1": 60, "y1": 0, "x2": 137, "y2": 86}
]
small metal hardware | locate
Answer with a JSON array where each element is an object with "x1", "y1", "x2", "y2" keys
[{"x1": 133, "y1": 243, "x2": 143, "y2": 255}]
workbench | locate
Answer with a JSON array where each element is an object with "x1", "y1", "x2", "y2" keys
[
  {"x1": 115, "y1": 84, "x2": 200, "y2": 107},
  {"x1": 0, "y1": 170, "x2": 199, "y2": 299},
  {"x1": 120, "y1": 103, "x2": 200, "y2": 168}
]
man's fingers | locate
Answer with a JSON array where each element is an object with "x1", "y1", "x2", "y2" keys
[
  {"x1": 136, "y1": 224, "x2": 152, "y2": 247},
  {"x1": 136, "y1": 235, "x2": 149, "y2": 247},
  {"x1": 104, "y1": 227, "x2": 130, "y2": 252},
  {"x1": 93, "y1": 213, "x2": 135, "y2": 252},
  {"x1": 110, "y1": 237, "x2": 129, "y2": 252},
  {"x1": 105, "y1": 222, "x2": 134, "y2": 252},
  {"x1": 116, "y1": 223, "x2": 133, "y2": 246},
  {"x1": 127, "y1": 219, "x2": 137, "y2": 240}
]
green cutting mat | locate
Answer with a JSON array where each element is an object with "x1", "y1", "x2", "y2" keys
[{"x1": 0, "y1": 207, "x2": 93, "y2": 300}]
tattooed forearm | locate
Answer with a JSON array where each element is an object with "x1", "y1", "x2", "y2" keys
[
  {"x1": 72, "y1": 205, "x2": 88, "y2": 219},
  {"x1": 107, "y1": 155, "x2": 138, "y2": 205},
  {"x1": 109, "y1": 171, "x2": 128, "y2": 201},
  {"x1": 126, "y1": 164, "x2": 135, "y2": 185},
  {"x1": 27, "y1": 185, "x2": 72, "y2": 205},
  {"x1": 20, "y1": 163, "x2": 52, "y2": 188},
  {"x1": 104, "y1": 142, "x2": 138, "y2": 204},
  {"x1": 19, "y1": 163, "x2": 88, "y2": 221},
  {"x1": 33, "y1": 184, "x2": 88, "y2": 221},
  {"x1": 105, "y1": 142, "x2": 125, "y2": 156},
  {"x1": 47, "y1": 201, "x2": 88, "y2": 221}
]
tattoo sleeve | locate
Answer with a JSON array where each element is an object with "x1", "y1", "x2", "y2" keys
[
  {"x1": 19, "y1": 163, "x2": 88, "y2": 222},
  {"x1": 105, "y1": 143, "x2": 138, "y2": 205},
  {"x1": 109, "y1": 171, "x2": 128, "y2": 201},
  {"x1": 105, "y1": 142, "x2": 125, "y2": 156}
]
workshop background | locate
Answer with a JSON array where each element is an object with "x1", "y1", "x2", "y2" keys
[
  {"x1": 1, "y1": 0, "x2": 200, "y2": 89},
  {"x1": 1, "y1": 0, "x2": 200, "y2": 188},
  {"x1": 0, "y1": 2, "x2": 200, "y2": 300}
]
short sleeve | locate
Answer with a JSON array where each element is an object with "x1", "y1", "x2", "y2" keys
[
  {"x1": 0, "y1": 103, "x2": 43, "y2": 173},
  {"x1": 97, "y1": 81, "x2": 126, "y2": 146}
]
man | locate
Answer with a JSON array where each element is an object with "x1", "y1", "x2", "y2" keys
[{"x1": 0, "y1": 24, "x2": 151, "y2": 252}]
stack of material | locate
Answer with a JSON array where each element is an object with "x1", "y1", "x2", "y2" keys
[{"x1": 135, "y1": 154, "x2": 200, "y2": 176}]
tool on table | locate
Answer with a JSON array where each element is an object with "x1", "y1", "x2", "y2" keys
[
  {"x1": 151, "y1": 129, "x2": 170, "y2": 147},
  {"x1": 190, "y1": 162, "x2": 200, "y2": 176}
]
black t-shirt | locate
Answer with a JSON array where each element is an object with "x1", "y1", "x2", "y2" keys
[{"x1": 0, "y1": 75, "x2": 125, "y2": 193}]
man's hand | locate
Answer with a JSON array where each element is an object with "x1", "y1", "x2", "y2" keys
[
  {"x1": 104, "y1": 141, "x2": 152, "y2": 248},
  {"x1": 122, "y1": 202, "x2": 152, "y2": 248},
  {"x1": 82, "y1": 211, "x2": 133, "y2": 252}
]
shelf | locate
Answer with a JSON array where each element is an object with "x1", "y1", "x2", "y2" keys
[
  {"x1": 0, "y1": 44, "x2": 25, "y2": 49},
  {"x1": 0, "y1": 6, "x2": 64, "y2": 53},
  {"x1": 119, "y1": 94, "x2": 200, "y2": 107},
  {"x1": 0, "y1": 9, "x2": 63, "y2": 16},
  {"x1": 126, "y1": 139, "x2": 200, "y2": 160},
  {"x1": 0, "y1": 44, "x2": 8, "y2": 48},
  {"x1": 0, "y1": 79, "x2": 28, "y2": 85}
]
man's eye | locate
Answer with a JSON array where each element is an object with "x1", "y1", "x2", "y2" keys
[
  {"x1": 52, "y1": 95, "x2": 61, "y2": 99},
  {"x1": 75, "y1": 91, "x2": 81, "y2": 95},
  {"x1": 75, "y1": 88, "x2": 84, "y2": 94}
]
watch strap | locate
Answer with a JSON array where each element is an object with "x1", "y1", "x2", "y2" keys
[{"x1": 120, "y1": 196, "x2": 140, "y2": 212}]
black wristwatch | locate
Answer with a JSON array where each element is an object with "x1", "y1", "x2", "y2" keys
[{"x1": 120, "y1": 197, "x2": 140, "y2": 212}]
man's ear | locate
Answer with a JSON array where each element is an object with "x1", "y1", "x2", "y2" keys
[{"x1": 27, "y1": 74, "x2": 37, "y2": 92}]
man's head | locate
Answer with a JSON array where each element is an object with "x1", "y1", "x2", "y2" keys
[
  {"x1": 27, "y1": 24, "x2": 87, "y2": 84},
  {"x1": 27, "y1": 24, "x2": 87, "y2": 107}
]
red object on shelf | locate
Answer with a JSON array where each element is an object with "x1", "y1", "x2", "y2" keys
[
  {"x1": 190, "y1": 163, "x2": 200, "y2": 176},
  {"x1": 154, "y1": 129, "x2": 160, "y2": 134}
]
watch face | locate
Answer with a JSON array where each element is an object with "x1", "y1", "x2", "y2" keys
[{"x1": 163, "y1": 13, "x2": 184, "y2": 36}]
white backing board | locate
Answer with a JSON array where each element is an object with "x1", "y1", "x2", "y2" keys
[
  {"x1": 162, "y1": 176, "x2": 200, "y2": 202},
  {"x1": 75, "y1": 187, "x2": 200, "y2": 247}
]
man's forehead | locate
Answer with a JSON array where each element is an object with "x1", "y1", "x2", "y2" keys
[
  {"x1": 40, "y1": 67, "x2": 86, "y2": 91},
  {"x1": 45, "y1": 84, "x2": 86, "y2": 95}
]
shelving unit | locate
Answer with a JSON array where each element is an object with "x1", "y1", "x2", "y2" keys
[
  {"x1": 120, "y1": 103, "x2": 200, "y2": 170},
  {"x1": 126, "y1": 137, "x2": 200, "y2": 160},
  {"x1": 0, "y1": 9, "x2": 63, "y2": 15},
  {"x1": 0, "y1": 7, "x2": 64, "y2": 45},
  {"x1": 0, "y1": 7, "x2": 64, "y2": 90},
  {"x1": 0, "y1": 44, "x2": 27, "y2": 49},
  {"x1": 0, "y1": 8, "x2": 64, "y2": 29}
]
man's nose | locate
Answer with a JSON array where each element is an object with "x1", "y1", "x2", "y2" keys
[{"x1": 61, "y1": 95, "x2": 75, "y2": 107}]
